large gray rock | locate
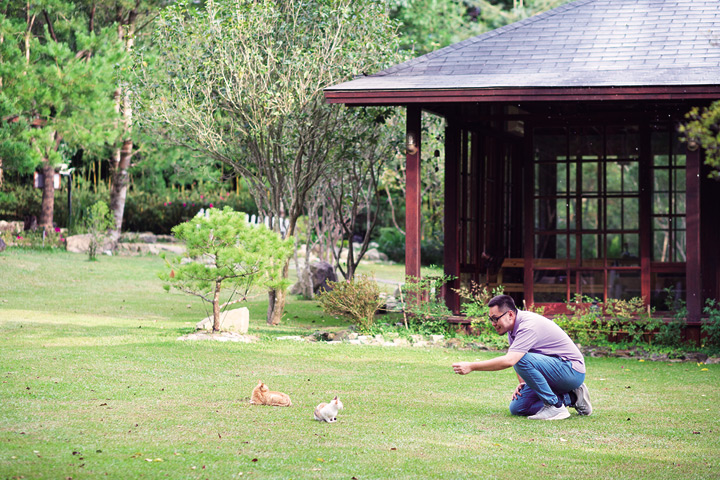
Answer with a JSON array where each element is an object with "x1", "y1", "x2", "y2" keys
[
  {"x1": 196, "y1": 307, "x2": 249, "y2": 334},
  {"x1": 311, "y1": 261, "x2": 337, "y2": 294},
  {"x1": 65, "y1": 233, "x2": 116, "y2": 254}
]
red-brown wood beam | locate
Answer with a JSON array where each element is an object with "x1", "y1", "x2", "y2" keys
[
  {"x1": 443, "y1": 123, "x2": 461, "y2": 313},
  {"x1": 639, "y1": 126, "x2": 652, "y2": 307},
  {"x1": 324, "y1": 86, "x2": 720, "y2": 105},
  {"x1": 523, "y1": 122, "x2": 535, "y2": 306},
  {"x1": 686, "y1": 146, "x2": 701, "y2": 322},
  {"x1": 405, "y1": 106, "x2": 422, "y2": 281}
]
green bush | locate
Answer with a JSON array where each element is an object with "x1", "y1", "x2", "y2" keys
[
  {"x1": 455, "y1": 281, "x2": 504, "y2": 336},
  {"x1": 83, "y1": 201, "x2": 114, "y2": 261},
  {"x1": 317, "y1": 275, "x2": 385, "y2": 333},
  {"x1": 402, "y1": 274, "x2": 455, "y2": 335},
  {"x1": 702, "y1": 298, "x2": 720, "y2": 352},
  {"x1": 553, "y1": 295, "x2": 605, "y2": 346},
  {"x1": 377, "y1": 227, "x2": 405, "y2": 263},
  {"x1": 420, "y1": 235, "x2": 444, "y2": 267}
]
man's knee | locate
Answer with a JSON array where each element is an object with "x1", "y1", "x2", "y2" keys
[{"x1": 509, "y1": 398, "x2": 541, "y2": 416}]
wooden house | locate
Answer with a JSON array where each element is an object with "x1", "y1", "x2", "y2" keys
[{"x1": 325, "y1": 0, "x2": 720, "y2": 335}]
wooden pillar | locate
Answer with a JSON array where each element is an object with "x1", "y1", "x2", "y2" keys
[
  {"x1": 523, "y1": 123, "x2": 535, "y2": 306},
  {"x1": 686, "y1": 146, "x2": 701, "y2": 322},
  {"x1": 639, "y1": 125, "x2": 652, "y2": 306},
  {"x1": 405, "y1": 106, "x2": 422, "y2": 280},
  {"x1": 444, "y1": 123, "x2": 461, "y2": 313}
]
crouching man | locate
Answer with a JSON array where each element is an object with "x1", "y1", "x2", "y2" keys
[{"x1": 452, "y1": 295, "x2": 592, "y2": 420}]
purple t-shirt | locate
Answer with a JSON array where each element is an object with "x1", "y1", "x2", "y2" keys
[{"x1": 507, "y1": 310, "x2": 586, "y2": 373}]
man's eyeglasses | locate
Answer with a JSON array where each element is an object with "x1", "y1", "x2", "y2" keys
[{"x1": 489, "y1": 310, "x2": 509, "y2": 325}]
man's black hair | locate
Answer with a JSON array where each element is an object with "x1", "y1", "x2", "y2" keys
[{"x1": 488, "y1": 294, "x2": 518, "y2": 313}]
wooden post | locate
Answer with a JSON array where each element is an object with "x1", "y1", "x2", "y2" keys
[
  {"x1": 443, "y1": 123, "x2": 461, "y2": 313},
  {"x1": 639, "y1": 125, "x2": 652, "y2": 307},
  {"x1": 405, "y1": 106, "x2": 422, "y2": 281},
  {"x1": 686, "y1": 146, "x2": 701, "y2": 322}
]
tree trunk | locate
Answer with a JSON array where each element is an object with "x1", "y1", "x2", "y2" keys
[
  {"x1": 266, "y1": 260, "x2": 290, "y2": 325},
  {"x1": 109, "y1": 12, "x2": 136, "y2": 235},
  {"x1": 213, "y1": 280, "x2": 221, "y2": 332},
  {"x1": 38, "y1": 161, "x2": 55, "y2": 230},
  {"x1": 109, "y1": 138, "x2": 132, "y2": 232}
]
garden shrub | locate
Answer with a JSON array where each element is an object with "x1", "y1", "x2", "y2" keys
[
  {"x1": 317, "y1": 275, "x2": 385, "y2": 333},
  {"x1": 420, "y1": 235, "x2": 444, "y2": 267},
  {"x1": 604, "y1": 297, "x2": 657, "y2": 344},
  {"x1": 377, "y1": 227, "x2": 405, "y2": 263},
  {"x1": 702, "y1": 299, "x2": 720, "y2": 352},
  {"x1": 402, "y1": 274, "x2": 455, "y2": 335},
  {"x1": 455, "y1": 281, "x2": 504, "y2": 336},
  {"x1": 83, "y1": 200, "x2": 114, "y2": 261},
  {"x1": 553, "y1": 295, "x2": 605, "y2": 346}
]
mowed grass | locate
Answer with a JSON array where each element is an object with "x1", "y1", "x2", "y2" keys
[{"x1": 0, "y1": 250, "x2": 719, "y2": 479}]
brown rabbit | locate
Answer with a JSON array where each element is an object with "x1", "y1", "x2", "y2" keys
[{"x1": 250, "y1": 381, "x2": 292, "y2": 407}]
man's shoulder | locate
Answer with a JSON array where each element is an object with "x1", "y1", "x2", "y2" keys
[{"x1": 516, "y1": 310, "x2": 551, "y2": 325}]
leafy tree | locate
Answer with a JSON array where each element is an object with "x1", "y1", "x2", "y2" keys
[
  {"x1": 0, "y1": 1, "x2": 123, "y2": 230},
  {"x1": 680, "y1": 101, "x2": 720, "y2": 181},
  {"x1": 134, "y1": 0, "x2": 401, "y2": 324},
  {"x1": 160, "y1": 207, "x2": 293, "y2": 332}
]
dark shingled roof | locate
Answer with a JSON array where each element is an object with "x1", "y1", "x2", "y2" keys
[{"x1": 326, "y1": 0, "x2": 720, "y2": 96}]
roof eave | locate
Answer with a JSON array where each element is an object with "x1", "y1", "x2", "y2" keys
[{"x1": 324, "y1": 85, "x2": 720, "y2": 106}]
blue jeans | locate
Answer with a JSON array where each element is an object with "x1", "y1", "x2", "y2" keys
[{"x1": 509, "y1": 353, "x2": 585, "y2": 416}]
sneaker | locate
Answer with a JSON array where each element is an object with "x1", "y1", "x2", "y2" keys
[
  {"x1": 528, "y1": 404, "x2": 571, "y2": 420},
  {"x1": 571, "y1": 383, "x2": 593, "y2": 416}
]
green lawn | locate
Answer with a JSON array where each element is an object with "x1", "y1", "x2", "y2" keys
[{"x1": 0, "y1": 250, "x2": 718, "y2": 479}]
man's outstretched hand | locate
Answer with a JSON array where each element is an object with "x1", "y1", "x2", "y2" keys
[{"x1": 452, "y1": 362, "x2": 472, "y2": 375}]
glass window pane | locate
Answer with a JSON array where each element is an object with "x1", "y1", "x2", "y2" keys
[
  {"x1": 582, "y1": 198, "x2": 599, "y2": 229},
  {"x1": 582, "y1": 162, "x2": 599, "y2": 192},
  {"x1": 579, "y1": 271, "x2": 604, "y2": 299},
  {"x1": 608, "y1": 270, "x2": 641, "y2": 300},
  {"x1": 536, "y1": 163, "x2": 558, "y2": 196},
  {"x1": 535, "y1": 198, "x2": 558, "y2": 230},
  {"x1": 581, "y1": 234, "x2": 601, "y2": 260},
  {"x1": 556, "y1": 199, "x2": 568, "y2": 229},
  {"x1": 608, "y1": 234, "x2": 639, "y2": 265},
  {"x1": 535, "y1": 234, "x2": 559, "y2": 259},
  {"x1": 556, "y1": 163, "x2": 568, "y2": 194},
  {"x1": 653, "y1": 193, "x2": 669, "y2": 215},
  {"x1": 674, "y1": 231, "x2": 686, "y2": 262},
  {"x1": 624, "y1": 162, "x2": 639, "y2": 193},
  {"x1": 654, "y1": 169, "x2": 669, "y2": 192},
  {"x1": 654, "y1": 231, "x2": 670, "y2": 261},
  {"x1": 569, "y1": 163, "x2": 577, "y2": 194},
  {"x1": 606, "y1": 198, "x2": 621, "y2": 230},
  {"x1": 556, "y1": 234, "x2": 568, "y2": 258},
  {"x1": 650, "y1": 273, "x2": 686, "y2": 310},
  {"x1": 533, "y1": 269, "x2": 568, "y2": 304},
  {"x1": 623, "y1": 198, "x2": 639, "y2": 229},
  {"x1": 606, "y1": 162, "x2": 623, "y2": 193},
  {"x1": 607, "y1": 233, "x2": 623, "y2": 259},
  {"x1": 674, "y1": 169, "x2": 686, "y2": 191},
  {"x1": 674, "y1": 193, "x2": 686, "y2": 214}
]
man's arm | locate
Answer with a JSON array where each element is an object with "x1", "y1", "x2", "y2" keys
[{"x1": 452, "y1": 351, "x2": 525, "y2": 375}]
